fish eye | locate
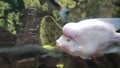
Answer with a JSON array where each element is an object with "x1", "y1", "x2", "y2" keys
[{"x1": 67, "y1": 38, "x2": 71, "y2": 42}]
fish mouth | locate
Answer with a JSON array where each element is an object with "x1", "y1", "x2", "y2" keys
[
  {"x1": 56, "y1": 43, "x2": 64, "y2": 51},
  {"x1": 56, "y1": 44, "x2": 71, "y2": 54},
  {"x1": 56, "y1": 40, "x2": 63, "y2": 48},
  {"x1": 56, "y1": 41, "x2": 63, "y2": 50},
  {"x1": 56, "y1": 41, "x2": 71, "y2": 54}
]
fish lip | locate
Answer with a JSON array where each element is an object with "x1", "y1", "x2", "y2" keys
[
  {"x1": 56, "y1": 42, "x2": 61, "y2": 46},
  {"x1": 56, "y1": 44, "x2": 71, "y2": 54},
  {"x1": 56, "y1": 41, "x2": 71, "y2": 54},
  {"x1": 55, "y1": 41, "x2": 62, "y2": 47},
  {"x1": 56, "y1": 41, "x2": 64, "y2": 51}
]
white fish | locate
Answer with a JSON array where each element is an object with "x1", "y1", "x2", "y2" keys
[{"x1": 56, "y1": 18, "x2": 120, "y2": 59}]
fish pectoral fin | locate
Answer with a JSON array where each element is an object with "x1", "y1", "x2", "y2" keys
[{"x1": 105, "y1": 47, "x2": 120, "y2": 54}]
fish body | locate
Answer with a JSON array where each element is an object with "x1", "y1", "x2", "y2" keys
[{"x1": 56, "y1": 18, "x2": 120, "y2": 59}]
